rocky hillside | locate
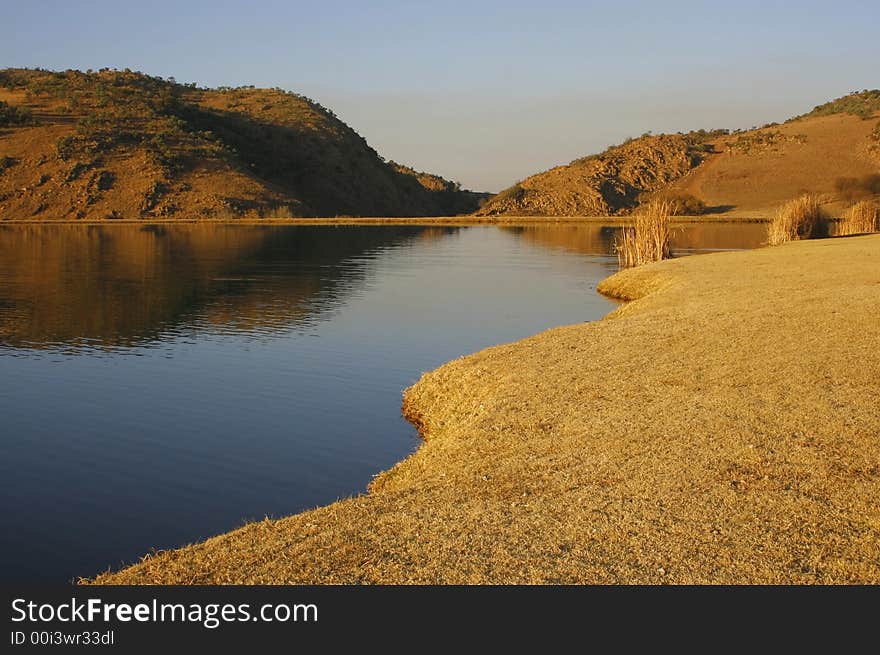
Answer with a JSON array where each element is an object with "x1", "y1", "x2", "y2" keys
[
  {"x1": 0, "y1": 68, "x2": 487, "y2": 220},
  {"x1": 477, "y1": 131, "x2": 723, "y2": 216},
  {"x1": 479, "y1": 90, "x2": 880, "y2": 217}
]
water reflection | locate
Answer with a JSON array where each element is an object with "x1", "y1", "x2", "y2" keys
[
  {"x1": 0, "y1": 224, "x2": 447, "y2": 351},
  {"x1": 0, "y1": 222, "x2": 767, "y2": 353},
  {"x1": 503, "y1": 222, "x2": 766, "y2": 257}
]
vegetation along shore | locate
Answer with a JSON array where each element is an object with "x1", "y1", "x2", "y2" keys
[{"x1": 88, "y1": 234, "x2": 880, "y2": 584}]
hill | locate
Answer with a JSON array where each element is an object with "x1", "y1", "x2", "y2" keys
[
  {"x1": 478, "y1": 90, "x2": 880, "y2": 217},
  {"x1": 0, "y1": 68, "x2": 487, "y2": 220}
]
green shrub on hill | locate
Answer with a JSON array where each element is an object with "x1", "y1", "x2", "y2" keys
[
  {"x1": 0, "y1": 100, "x2": 33, "y2": 126},
  {"x1": 801, "y1": 89, "x2": 880, "y2": 120}
]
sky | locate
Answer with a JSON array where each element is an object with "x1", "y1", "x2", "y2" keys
[{"x1": 4, "y1": 1, "x2": 879, "y2": 191}]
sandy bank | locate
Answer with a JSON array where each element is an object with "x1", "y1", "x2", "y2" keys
[{"x1": 89, "y1": 235, "x2": 880, "y2": 584}]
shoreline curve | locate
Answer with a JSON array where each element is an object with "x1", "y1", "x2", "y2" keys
[{"x1": 87, "y1": 235, "x2": 880, "y2": 584}]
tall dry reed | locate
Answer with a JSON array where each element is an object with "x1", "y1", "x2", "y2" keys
[
  {"x1": 836, "y1": 200, "x2": 879, "y2": 235},
  {"x1": 767, "y1": 194, "x2": 827, "y2": 245},
  {"x1": 615, "y1": 201, "x2": 672, "y2": 268}
]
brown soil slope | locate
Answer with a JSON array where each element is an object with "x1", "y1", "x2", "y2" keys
[
  {"x1": 671, "y1": 113, "x2": 880, "y2": 217},
  {"x1": 0, "y1": 69, "x2": 486, "y2": 220},
  {"x1": 90, "y1": 235, "x2": 880, "y2": 584},
  {"x1": 479, "y1": 91, "x2": 880, "y2": 218}
]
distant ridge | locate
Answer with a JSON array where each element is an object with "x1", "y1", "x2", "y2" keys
[
  {"x1": 477, "y1": 90, "x2": 880, "y2": 218},
  {"x1": 0, "y1": 68, "x2": 488, "y2": 220},
  {"x1": 2, "y1": 71, "x2": 877, "y2": 221}
]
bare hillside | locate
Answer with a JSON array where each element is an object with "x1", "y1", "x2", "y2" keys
[
  {"x1": 479, "y1": 90, "x2": 880, "y2": 217},
  {"x1": 0, "y1": 68, "x2": 487, "y2": 221}
]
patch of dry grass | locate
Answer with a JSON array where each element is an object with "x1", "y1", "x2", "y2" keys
[
  {"x1": 86, "y1": 236, "x2": 880, "y2": 585},
  {"x1": 767, "y1": 194, "x2": 827, "y2": 245},
  {"x1": 614, "y1": 200, "x2": 672, "y2": 267},
  {"x1": 837, "y1": 200, "x2": 880, "y2": 235}
]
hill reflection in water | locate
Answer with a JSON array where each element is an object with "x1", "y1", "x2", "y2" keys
[
  {"x1": 502, "y1": 221, "x2": 766, "y2": 257},
  {"x1": 0, "y1": 224, "x2": 446, "y2": 352}
]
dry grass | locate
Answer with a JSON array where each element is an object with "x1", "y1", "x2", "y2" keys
[
  {"x1": 86, "y1": 236, "x2": 880, "y2": 585},
  {"x1": 767, "y1": 194, "x2": 827, "y2": 245},
  {"x1": 614, "y1": 201, "x2": 672, "y2": 267},
  {"x1": 837, "y1": 200, "x2": 880, "y2": 235}
]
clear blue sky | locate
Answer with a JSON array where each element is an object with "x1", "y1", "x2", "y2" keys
[{"x1": 5, "y1": 0, "x2": 878, "y2": 191}]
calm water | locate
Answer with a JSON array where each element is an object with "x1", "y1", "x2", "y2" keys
[{"x1": 0, "y1": 222, "x2": 765, "y2": 581}]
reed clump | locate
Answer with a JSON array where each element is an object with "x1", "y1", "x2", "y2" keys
[
  {"x1": 615, "y1": 200, "x2": 672, "y2": 268},
  {"x1": 837, "y1": 200, "x2": 880, "y2": 236},
  {"x1": 767, "y1": 194, "x2": 828, "y2": 246}
]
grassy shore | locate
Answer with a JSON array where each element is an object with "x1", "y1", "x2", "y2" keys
[{"x1": 89, "y1": 235, "x2": 880, "y2": 584}]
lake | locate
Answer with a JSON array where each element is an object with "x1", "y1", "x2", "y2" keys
[{"x1": 0, "y1": 222, "x2": 765, "y2": 581}]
